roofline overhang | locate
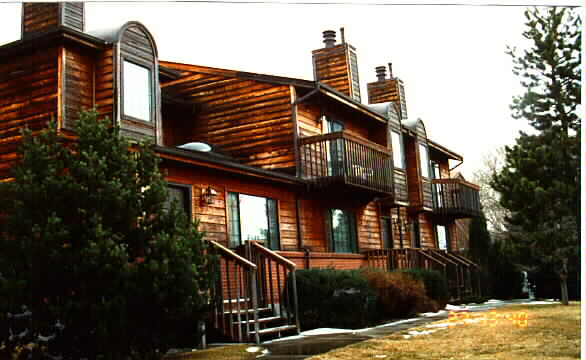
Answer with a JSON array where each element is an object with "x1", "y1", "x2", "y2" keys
[
  {"x1": 0, "y1": 26, "x2": 106, "y2": 58},
  {"x1": 427, "y1": 138, "x2": 463, "y2": 161},
  {"x1": 315, "y1": 83, "x2": 388, "y2": 124},
  {"x1": 155, "y1": 145, "x2": 304, "y2": 186}
]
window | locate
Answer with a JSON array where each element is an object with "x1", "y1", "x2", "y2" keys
[
  {"x1": 227, "y1": 193, "x2": 279, "y2": 250},
  {"x1": 321, "y1": 115, "x2": 344, "y2": 134},
  {"x1": 431, "y1": 161, "x2": 443, "y2": 207},
  {"x1": 436, "y1": 225, "x2": 448, "y2": 250},
  {"x1": 418, "y1": 143, "x2": 430, "y2": 178},
  {"x1": 327, "y1": 209, "x2": 357, "y2": 253},
  {"x1": 381, "y1": 216, "x2": 393, "y2": 249},
  {"x1": 391, "y1": 131, "x2": 404, "y2": 169},
  {"x1": 123, "y1": 60, "x2": 152, "y2": 121},
  {"x1": 163, "y1": 184, "x2": 191, "y2": 217}
]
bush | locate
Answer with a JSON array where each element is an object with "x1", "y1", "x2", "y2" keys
[
  {"x1": 400, "y1": 268, "x2": 449, "y2": 307},
  {"x1": 294, "y1": 268, "x2": 375, "y2": 330},
  {"x1": 361, "y1": 269, "x2": 436, "y2": 319}
]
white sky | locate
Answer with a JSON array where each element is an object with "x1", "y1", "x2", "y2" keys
[{"x1": 0, "y1": 1, "x2": 582, "y2": 178}]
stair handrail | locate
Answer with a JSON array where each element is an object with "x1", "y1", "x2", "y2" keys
[
  {"x1": 416, "y1": 248, "x2": 447, "y2": 267},
  {"x1": 208, "y1": 240, "x2": 260, "y2": 344},
  {"x1": 246, "y1": 241, "x2": 300, "y2": 335},
  {"x1": 248, "y1": 241, "x2": 297, "y2": 269},
  {"x1": 208, "y1": 240, "x2": 257, "y2": 269}
]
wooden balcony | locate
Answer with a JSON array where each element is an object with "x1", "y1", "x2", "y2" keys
[
  {"x1": 432, "y1": 178, "x2": 481, "y2": 219},
  {"x1": 298, "y1": 132, "x2": 393, "y2": 195}
]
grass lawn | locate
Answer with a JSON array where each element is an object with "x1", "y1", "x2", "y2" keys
[
  {"x1": 308, "y1": 302, "x2": 581, "y2": 360},
  {"x1": 164, "y1": 344, "x2": 257, "y2": 360}
]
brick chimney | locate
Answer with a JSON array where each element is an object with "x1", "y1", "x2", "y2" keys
[
  {"x1": 22, "y1": 2, "x2": 85, "y2": 39},
  {"x1": 367, "y1": 63, "x2": 408, "y2": 119},
  {"x1": 312, "y1": 28, "x2": 362, "y2": 103}
]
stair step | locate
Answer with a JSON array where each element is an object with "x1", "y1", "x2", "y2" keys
[
  {"x1": 251, "y1": 324, "x2": 297, "y2": 336},
  {"x1": 233, "y1": 316, "x2": 282, "y2": 325},
  {"x1": 223, "y1": 298, "x2": 251, "y2": 304},
  {"x1": 223, "y1": 307, "x2": 271, "y2": 315}
]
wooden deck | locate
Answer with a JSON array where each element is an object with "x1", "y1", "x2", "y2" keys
[{"x1": 298, "y1": 131, "x2": 393, "y2": 195}]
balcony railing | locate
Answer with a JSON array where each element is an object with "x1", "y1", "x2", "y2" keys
[
  {"x1": 298, "y1": 132, "x2": 393, "y2": 194},
  {"x1": 432, "y1": 178, "x2": 481, "y2": 218}
]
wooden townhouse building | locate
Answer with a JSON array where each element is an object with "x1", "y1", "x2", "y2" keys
[{"x1": 0, "y1": 3, "x2": 482, "y2": 343}]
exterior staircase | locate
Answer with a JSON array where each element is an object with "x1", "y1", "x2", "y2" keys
[{"x1": 208, "y1": 240, "x2": 300, "y2": 344}]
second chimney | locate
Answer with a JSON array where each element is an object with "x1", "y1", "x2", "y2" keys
[{"x1": 367, "y1": 64, "x2": 408, "y2": 119}]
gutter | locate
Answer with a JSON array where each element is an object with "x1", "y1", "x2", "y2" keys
[{"x1": 155, "y1": 145, "x2": 305, "y2": 186}]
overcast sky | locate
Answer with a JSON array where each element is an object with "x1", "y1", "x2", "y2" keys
[{"x1": 0, "y1": 1, "x2": 582, "y2": 178}]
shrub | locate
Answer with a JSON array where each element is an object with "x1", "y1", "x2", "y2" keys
[
  {"x1": 400, "y1": 268, "x2": 449, "y2": 307},
  {"x1": 361, "y1": 269, "x2": 434, "y2": 319},
  {"x1": 293, "y1": 268, "x2": 375, "y2": 330}
]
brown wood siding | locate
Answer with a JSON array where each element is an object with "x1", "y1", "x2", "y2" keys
[
  {"x1": 298, "y1": 199, "x2": 326, "y2": 252},
  {"x1": 451, "y1": 219, "x2": 471, "y2": 251},
  {"x1": 119, "y1": 25, "x2": 158, "y2": 141},
  {"x1": 63, "y1": 46, "x2": 94, "y2": 129},
  {"x1": 22, "y1": 3, "x2": 60, "y2": 38},
  {"x1": 393, "y1": 169, "x2": 408, "y2": 203},
  {"x1": 163, "y1": 75, "x2": 295, "y2": 170},
  {"x1": 367, "y1": 79, "x2": 400, "y2": 105},
  {"x1": 357, "y1": 202, "x2": 381, "y2": 251},
  {"x1": 0, "y1": 47, "x2": 59, "y2": 179},
  {"x1": 163, "y1": 161, "x2": 298, "y2": 249},
  {"x1": 297, "y1": 103, "x2": 321, "y2": 137},
  {"x1": 94, "y1": 46, "x2": 114, "y2": 121},
  {"x1": 404, "y1": 136, "x2": 421, "y2": 207},
  {"x1": 312, "y1": 44, "x2": 353, "y2": 98},
  {"x1": 419, "y1": 213, "x2": 435, "y2": 248}
]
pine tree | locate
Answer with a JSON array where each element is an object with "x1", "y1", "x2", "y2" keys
[
  {"x1": 0, "y1": 110, "x2": 217, "y2": 358},
  {"x1": 492, "y1": 7, "x2": 581, "y2": 305}
]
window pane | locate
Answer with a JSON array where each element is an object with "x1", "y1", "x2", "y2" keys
[
  {"x1": 437, "y1": 225, "x2": 447, "y2": 250},
  {"x1": 163, "y1": 185, "x2": 189, "y2": 215},
  {"x1": 331, "y1": 209, "x2": 356, "y2": 253},
  {"x1": 267, "y1": 199, "x2": 280, "y2": 250},
  {"x1": 419, "y1": 143, "x2": 429, "y2": 178},
  {"x1": 227, "y1": 193, "x2": 241, "y2": 248},
  {"x1": 239, "y1": 194, "x2": 269, "y2": 243},
  {"x1": 123, "y1": 61, "x2": 151, "y2": 121},
  {"x1": 391, "y1": 131, "x2": 404, "y2": 168}
]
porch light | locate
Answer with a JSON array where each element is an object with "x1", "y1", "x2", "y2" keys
[{"x1": 201, "y1": 186, "x2": 218, "y2": 205}]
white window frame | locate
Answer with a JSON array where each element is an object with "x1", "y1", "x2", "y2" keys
[{"x1": 122, "y1": 59, "x2": 153, "y2": 122}]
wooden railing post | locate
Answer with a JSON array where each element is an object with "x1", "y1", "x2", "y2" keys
[
  {"x1": 249, "y1": 268, "x2": 260, "y2": 344},
  {"x1": 290, "y1": 270, "x2": 301, "y2": 334}
]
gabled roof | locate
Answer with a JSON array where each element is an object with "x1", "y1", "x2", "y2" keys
[{"x1": 160, "y1": 60, "x2": 388, "y2": 125}]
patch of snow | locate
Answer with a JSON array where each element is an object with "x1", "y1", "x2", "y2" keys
[
  {"x1": 245, "y1": 346, "x2": 263, "y2": 353},
  {"x1": 300, "y1": 328, "x2": 355, "y2": 336},
  {"x1": 485, "y1": 299, "x2": 505, "y2": 304},
  {"x1": 419, "y1": 310, "x2": 447, "y2": 317},
  {"x1": 374, "y1": 355, "x2": 388, "y2": 358},
  {"x1": 517, "y1": 300, "x2": 559, "y2": 305}
]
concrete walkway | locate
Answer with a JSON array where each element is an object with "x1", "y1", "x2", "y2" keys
[{"x1": 250, "y1": 299, "x2": 557, "y2": 359}]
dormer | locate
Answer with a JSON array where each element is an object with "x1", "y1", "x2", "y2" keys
[
  {"x1": 312, "y1": 29, "x2": 361, "y2": 103},
  {"x1": 90, "y1": 22, "x2": 162, "y2": 143},
  {"x1": 402, "y1": 118, "x2": 433, "y2": 211}
]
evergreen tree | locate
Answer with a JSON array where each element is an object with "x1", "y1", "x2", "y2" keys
[
  {"x1": 492, "y1": 7, "x2": 581, "y2": 305},
  {"x1": 0, "y1": 110, "x2": 217, "y2": 358}
]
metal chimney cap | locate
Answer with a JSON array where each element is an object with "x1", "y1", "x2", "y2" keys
[
  {"x1": 375, "y1": 66, "x2": 387, "y2": 81},
  {"x1": 323, "y1": 30, "x2": 336, "y2": 48}
]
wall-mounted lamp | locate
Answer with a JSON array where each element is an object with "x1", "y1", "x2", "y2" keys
[{"x1": 201, "y1": 186, "x2": 217, "y2": 205}]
